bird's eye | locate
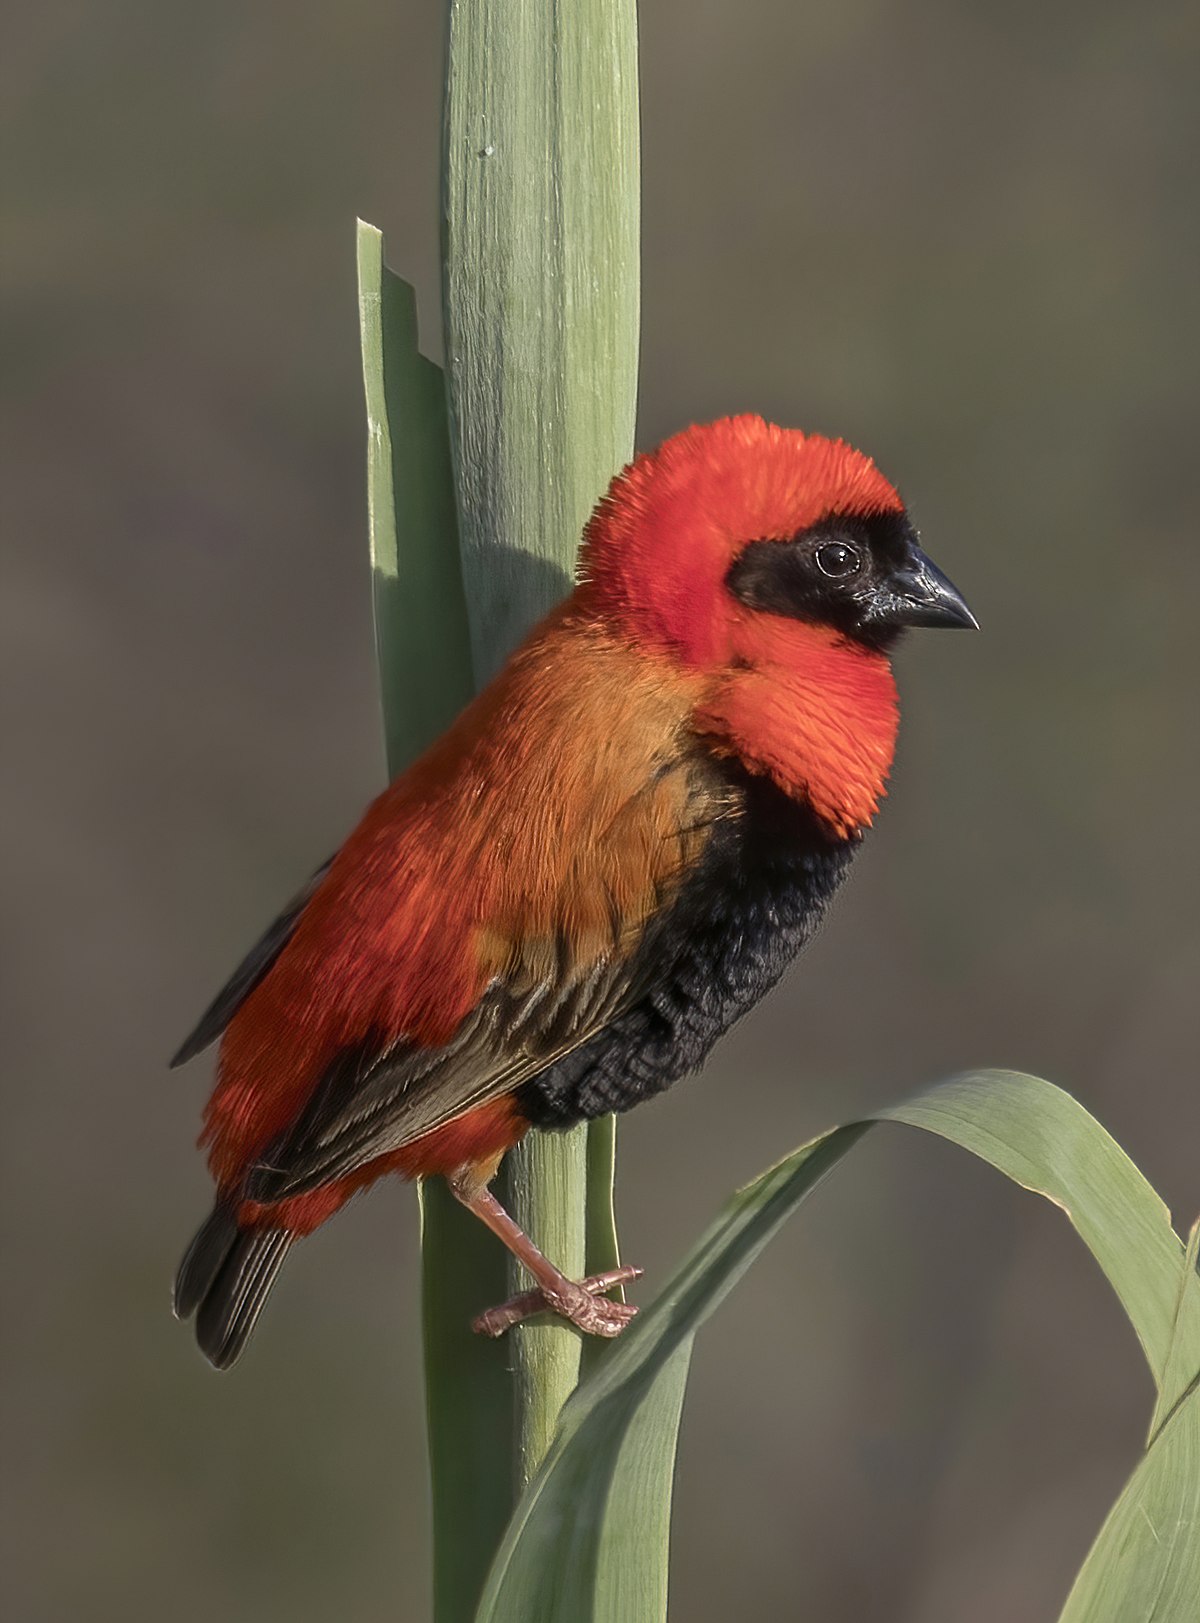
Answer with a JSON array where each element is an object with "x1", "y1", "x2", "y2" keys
[{"x1": 814, "y1": 540, "x2": 862, "y2": 579}]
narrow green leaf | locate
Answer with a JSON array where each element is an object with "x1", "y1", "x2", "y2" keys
[
  {"x1": 442, "y1": 0, "x2": 640, "y2": 683},
  {"x1": 356, "y1": 218, "x2": 514, "y2": 1623},
  {"x1": 417, "y1": 1180, "x2": 516, "y2": 1623},
  {"x1": 356, "y1": 220, "x2": 474, "y2": 765},
  {"x1": 477, "y1": 1072, "x2": 1194, "y2": 1623},
  {"x1": 581, "y1": 1114, "x2": 624, "y2": 1382},
  {"x1": 586, "y1": 1115, "x2": 622, "y2": 1283},
  {"x1": 441, "y1": 0, "x2": 640, "y2": 1488}
]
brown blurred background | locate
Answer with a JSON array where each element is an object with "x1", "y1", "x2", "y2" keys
[{"x1": 4, "y1": 1, "x2": 1199, "y2": 1619}]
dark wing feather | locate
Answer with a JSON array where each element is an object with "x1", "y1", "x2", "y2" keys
[
  {"x1": 244, "y1": 929, "x2": 661, "y2": 1202},
  {"x1": 171, "y1": 858, "x2": 332, "y2": 1068},
  {"x1": 243, "y1": 747, "x2": 732, "y2": 1204}
]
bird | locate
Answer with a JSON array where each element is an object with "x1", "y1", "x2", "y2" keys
[{"x1": 172, "y1": 413, "x2": 976, "y2": 1368}]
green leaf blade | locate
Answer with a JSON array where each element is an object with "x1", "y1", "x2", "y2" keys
[
  {"x1": 441, "y1": 0, "x2": 640, "y2": 1492},
  {"x1": 356, "y1": 220, "x2": 474, "y2": 769},
  {"x1": 442, "y1": 0, "x2": 640, "y2": 683},
  {"x1": 476, "y1": 1126, "x2": 870, "y2": 1623},
  {"x1": 478, "y1": 1072, "x2": 1196, "y2": 1623}
]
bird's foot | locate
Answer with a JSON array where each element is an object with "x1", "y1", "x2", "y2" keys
[{"x1": 472, "y1": 1265, "x2": 643, "y2": 1339}]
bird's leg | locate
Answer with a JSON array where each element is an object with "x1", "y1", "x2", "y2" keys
[{"x1": 446, "y1": 1166, "x2": 642, "y2": 1339}]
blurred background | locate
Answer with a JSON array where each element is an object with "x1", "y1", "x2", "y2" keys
[{"x1": 4, "y1": 1, "x2": 1199, "y2": 1618}]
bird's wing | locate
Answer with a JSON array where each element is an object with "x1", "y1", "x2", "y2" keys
[
  {"x1": 170, "y1": 858, "x2": 333, "y2": 1067},
  {"x1": 243, "y1": 755, "x2": 727, "y2": 1202}
]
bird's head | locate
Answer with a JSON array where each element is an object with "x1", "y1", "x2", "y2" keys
[
  {"x1": 578, "y1": 416, "x2": 976, "y2": 835},
  {"x1": 578, "y1": 414, "x2": 975, "y2": 668}
]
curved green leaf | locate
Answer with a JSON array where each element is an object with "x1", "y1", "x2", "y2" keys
[{"x1": 476, "y1": 1071, "x2": 1197, "y2": 1623}]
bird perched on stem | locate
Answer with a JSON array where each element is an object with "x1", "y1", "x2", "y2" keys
[{"x1": 173, "y1": 414, "x2": 976, "y2": 1368}]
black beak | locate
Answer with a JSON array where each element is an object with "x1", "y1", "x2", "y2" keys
[{"x1": 877, "y1": 547, "x2": 978, "y2": 632}]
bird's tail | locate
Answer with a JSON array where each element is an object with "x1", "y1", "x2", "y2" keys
[{"x1": 174, "y1": 1200, "x2": 293, "y2": 1370}]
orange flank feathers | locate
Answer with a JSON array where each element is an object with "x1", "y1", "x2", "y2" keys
[{"x1": 202, "y1": 612, "x2": 710, "y2": 1194}]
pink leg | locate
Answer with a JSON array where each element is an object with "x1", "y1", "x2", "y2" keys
[{"x1": 447, "y1": 1171, "x2": 642, "y2": 1339}]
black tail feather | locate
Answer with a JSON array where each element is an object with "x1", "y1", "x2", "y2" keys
[
  {"x1": 175, "y1": 1203, "x2": 293, "y2": 1370},
  {"x1": 174, "y1": 1201, "x2": 239, "y2": 1321}
]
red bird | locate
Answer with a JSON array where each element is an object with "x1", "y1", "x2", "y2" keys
[{"x1": 173, "y1": 415, "x2": 975, "y2": 1367}]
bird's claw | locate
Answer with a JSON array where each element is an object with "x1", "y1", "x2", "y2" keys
[{"x1": 472, "y1": 1265, "x2": 643, "y2": 1339}]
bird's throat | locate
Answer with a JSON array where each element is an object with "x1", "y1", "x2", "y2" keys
[{"x1": 694, "y1": 621, "x2": 900, "y2": 838}]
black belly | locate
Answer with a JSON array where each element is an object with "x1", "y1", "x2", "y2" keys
[{"x1": 518, "y1": 768, "x2": 859, "y2": 1128}]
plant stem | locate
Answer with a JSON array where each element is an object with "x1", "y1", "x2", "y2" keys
[{"x1": 441, "y1": 0, "x2": 640, "y2": 1487}]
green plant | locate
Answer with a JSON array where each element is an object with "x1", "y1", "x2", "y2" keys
[
  {"x1": 355, "y1": 5, "x2": 1199, "y2": 1620},
  {"x1": 478, "y1": 1073, "x2": 1200, "y2": 1622},
  {"x1": 359, "y1": 2, "x2": 636, "y2": 1615}
]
